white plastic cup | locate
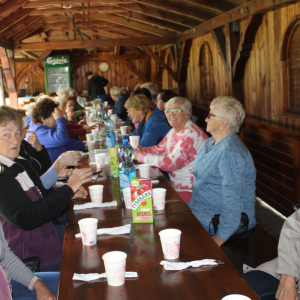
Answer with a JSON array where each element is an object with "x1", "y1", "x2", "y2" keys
[
  {"x1": 114, "y1": 130, "x2": 119, "y2": 141},
  {"x1": 78, "y1": 218, "x2": 98, "y2": 246},
  {"x1": 104, "y1": 101, "x2": 108, "y2": 107},
  {"x1": 123, "y1": 187, "x2": 132, "y2": 209},
  {"x1": 86, "y1": 133, "x2": 94, "y2": 141},
  {"x1": 129, "y1": 135, "x2": 140, "y2": 149},
  {"x1": 221, "y1": 296, "x2": 251, "y2": 300},
  {"x1": 139, "y1": 164, "x2": 150, "y2": 178},
  {"x1": 159, "y1": 229, "x2": 181, "y2": 259},
  {"x1": 95, "y1": 153, "x2": 106, "y2": 170},
  {"x1": 108, "y1": 109, "x2": 113, "y2": 114},
  {"x1": 92, "y1": 129, "x2": 99, "y2": 140},
  {"x1": 86, "y1": 140, "x2": 95, "y2": 152},
  {"x1": 88, "y1": 185, "x2": 104, "y2": 203},
  {"x1": 153, "y1": 188, "x2": 166, "y2": 210},
  {"x1": 102, "y1": 251, "x2": 127, "y2": 286},
  {"x1": 120, "y1": 126, "x2": 128, "y2": 135}
]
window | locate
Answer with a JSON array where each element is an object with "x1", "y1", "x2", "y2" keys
[{"x1": 199, "y1": 42, "x2": 214, "y2": 104}]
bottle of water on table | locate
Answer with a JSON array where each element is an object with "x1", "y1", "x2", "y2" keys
[{"x1": 105, "y1": 116, "x2": 116, "y2": 149}]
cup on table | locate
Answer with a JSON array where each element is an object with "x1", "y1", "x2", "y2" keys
[
  {"x1": 108, "y1": 109, "x2": 113, "y2": 116},
  {"x1": 122, "y1": 187, "x2": 132, "y2": 209},
  {"x1": 222, "y1": 296, "x2": 251, "y2": 300},
  {"x1": 114, "y1": 130, "x2": 119, "y2": 141},
  {"x1": 86, "y1": 140, "x2": 95, "y2": 152},
  {"x1": 92, "y1": 129, "x2": 99, "y2": 140},
  {"x1": 104, "y1": 101, "x2": 108, "y2": 107},
  {"x1": 102, "y1": 251, "x2": 127, "y2": 286},
  {"x1": 153, "y1": 188, "x2": 166, "y2": 210},
  {"x1": 78, "y1": 218, "x2": 98, "y2": 246},
  {"x1": 120, "y1": 126, "x2": 128, "y2": 135},
  {"x1": 95, "y1": 153, "x2": 106, "y2": 170},
  {"x1": 129, "y1": 135, "x2": 140, "y2": 149},
  {"x1": 159, "y1": 228, "x2": 181, "y2": 259},
  {"x1": 86, "y1": 133, "x2": 94, "y2": 141},
  {"x1": 139, "y1": 164, "x2": 150, "y2": 178},
  {"x1": 88, "y1": 185, "x2": 104, "y2": 203}
]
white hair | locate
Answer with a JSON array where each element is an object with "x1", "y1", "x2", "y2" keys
[
  {"x1": 54, "y1": 95, "x2": 68, "y2": 105},
  {"x1": 68, "y1": 88, "x2": 77, "y2": 97},
  {"x1": 210, "y1": 96, "x2": 245, "y2": 133},
  {"x1": 110, "y1": 86, "x2": 121, "y2": 97},
  {"x1": 141, "y1": 82, "x2": 157, "y2": 96},
  {"x1": 165, "y1": 97, "x2": 192, "y2": 117}
]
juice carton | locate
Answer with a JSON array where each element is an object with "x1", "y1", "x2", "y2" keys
[
  {"x1": 109, "y1": 146, "x2": 119, "y2": 177},
  {"x1": 130, "y1": 178, "x2": 153, "y2": 223}
]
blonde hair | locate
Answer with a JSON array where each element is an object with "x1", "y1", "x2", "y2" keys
[
  {"x1": 125, "y1": 94, "x2": 153, "y2": 114},
  {"x1": 210, "y1": 96, "x2": 245, "y2": 133},
  {"x1": 110, "y1": 86, "x2": 121, "y2": 97},
  {"x1": 165, "y1": 97, "x2": 192, "y2": 117}
]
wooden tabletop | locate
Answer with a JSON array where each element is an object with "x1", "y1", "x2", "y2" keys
[
  {"x1": 58, "y1": 212, "x2": 259, "y2": 300},
  {"x1": 67, "y1": 160, "x2": 191, "y2": 224}
]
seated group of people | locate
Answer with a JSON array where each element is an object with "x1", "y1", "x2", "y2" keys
[{"x1": 0, "y1": 83, "x2": 297, "y2": 300}]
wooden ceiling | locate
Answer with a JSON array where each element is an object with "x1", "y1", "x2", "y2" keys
[{"x1": 0, "y1": 0, "x2": 248, "y2": 54}]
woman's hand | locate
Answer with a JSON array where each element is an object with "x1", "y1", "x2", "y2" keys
[
  {"x1": 134, "y1": 146, "x2": 143, "y2": 160},
  {"x1": 275, "y1": 274, "x2": 298, "y2": 300},
  {"x1": 52, "y1": 151, "x2": 81, "y2": 173},
  {"x1": 33, "y1": 279, "x2": 56, "y2": 300},
  {"x1": 57, "y1": 166, "x2": 73, "y2": 179},
  {"x1": 52, "y1": 107, "x2": 64, "y2": 120},
  {"x1": 67, "y1": 168, "x2": 93, "y2": 193},
  {"x1": 212, "y1": 235, "x2": 225, "y2": 247},
  {"x1": 72, "y1": 186, "x2": 88, "y2": 199},
  {"x1": 27, "y1": 131, "x2": 43, "y2": 151}
]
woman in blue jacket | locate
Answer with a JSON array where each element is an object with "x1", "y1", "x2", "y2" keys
[
  {"x1": 125, "y1": 94, "x2": 170, "y2": 147},
  {"x1": 28, "y1": 97, "x2": 86, "y2": 163}
]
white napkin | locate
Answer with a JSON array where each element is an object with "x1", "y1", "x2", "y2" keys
[
  {"x1": 80, "y1": 151, "x2": 89, "y2": 156},
  {"x1": 72, "y1": 272, "x2": 138, "y2": 281},
  {"x1": 160, "y1": 259, "x2": 218, "y2": 270},
  {"x1": 75, "y1": 224, "x2": 131, "y2": 238},
  {"x1": 74, "y1": 201, "x2": 117, "y2": 210},
  {"x1": 151, "y1": 180, "x2": 159, "y2": 184}
]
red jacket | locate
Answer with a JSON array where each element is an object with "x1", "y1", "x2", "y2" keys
[{"x1": 66, "y1": 122, "x2": 86, "y2": 138}]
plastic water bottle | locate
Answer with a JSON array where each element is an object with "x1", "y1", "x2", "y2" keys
[
  {"x1": 118, "y1": 138, "x2": 136, "y2": 197},
  {"x1": 94, "y1": 95, "x2": 103, "y2": 104},
  {"x1": 105, "y1": 116, "x2": 116, "y2": 149},
  {"x1": 98, "y1": 107, "x2": 106, "y2": 142}
]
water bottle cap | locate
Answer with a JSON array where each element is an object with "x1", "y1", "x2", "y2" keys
[
  {"x1": 122, "y1": 138, "x2": 129, "y2": 144},
  {"x1": 105, "y1": 115, "x2": 110, "y2": 119}
]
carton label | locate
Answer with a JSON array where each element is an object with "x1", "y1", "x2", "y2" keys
[{"x1": 132, "y1": 190, "x2": 151, "y2": 211}]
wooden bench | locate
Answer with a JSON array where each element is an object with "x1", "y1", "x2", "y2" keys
[{"x1": 220, "y1": 225, "x2": 278, "y2": 274}]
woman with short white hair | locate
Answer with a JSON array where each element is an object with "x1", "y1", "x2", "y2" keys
[
  {"x1": 134, "y1": 96, "x2": 208, "y2": 203},
  {"x1": 110, "y1": 86, "x2": 128, "y2": 121},
  {"x1": 188, "y1": 96, "x2": 256, "y2": 247},
  {"x1": 141, "y1": 82, "x2": 157, "y2": 101}
]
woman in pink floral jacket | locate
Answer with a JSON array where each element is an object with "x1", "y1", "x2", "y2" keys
[{"x1": 134, "y1": 97, "x2": 208, "y2": 203}]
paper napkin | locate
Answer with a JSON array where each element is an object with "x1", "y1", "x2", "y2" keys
[
  {"x1": 72, "y1": 272, "x2": 138, "y2": 281},
  {"x1": 75, "y1": 224, "x2": 131, "y2": 238},
  {"x1": 160, "y1": 259, "x2": 218, "y2": 270},
  {"x1": 151, "y1": 180, "x2": 159, "y2": 184},
  {"x1": 73, "y1": 201, "x2": 117, "y2": 210}
]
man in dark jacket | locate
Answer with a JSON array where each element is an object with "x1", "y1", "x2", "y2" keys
[{"x1": 85, "y1": 71, "x2": 109, "y2": 101}]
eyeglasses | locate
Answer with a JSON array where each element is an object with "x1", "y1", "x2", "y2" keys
[
  {"x1": 207, "y1": 113, "x2": 224, "y2": 120},
  {"x1": 165, "y1": 109, "x2": 182, "y2": 114}
]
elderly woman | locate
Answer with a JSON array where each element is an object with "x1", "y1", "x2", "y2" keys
[
  {"x1": 134, "y1": 97, "x2": 208, "y2": 203},
  {"x1": 110, "y1": 86, "x2": 128, "y2": 121},
  {"x1": 28, "y1": 98, "x2": 86, "y2": 163},
  {"x1": 125, "y1": 94, "x2": 170, "y2": 147},
  {"x1": 188, "y1": 96, "x2": 256, "y2": 246},
  {"x1": 0, "y1": 106, "x2": 92, "y2": 271}
]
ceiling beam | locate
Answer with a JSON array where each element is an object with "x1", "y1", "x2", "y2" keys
[
  {"x1": 121, "y1": 59, "x2": 147, "y2": 81},
  {"x1": 131, "y1": 0, "x2": 214, "y2": 21},
  {"x1": 179, "y1": 0, "x2": 235, "y2": 14},
  {"x1": 0, "y1": 8, "x2": 36, "y2": 34},
  {"x1": 139, "y1": 44, "x2": 177, "y2": 81},
  {"x1": 12, "y1": 23, "x2": 46, "y2": 42},
  {"x1": 24, "y1": 0, "x2": 135, "y2": 7},
  {"x1": 16, "y1": 49, "x2": 52, "y2": 90},
  {"x1": 0, "y1": 0, "x2": 29, "y2": 20},
  {"x1": 14, "y1": 36, "x2": 177, "y2": 51},
  {"x1": 178, "y1": 0, "x2": 298, "y2": 42},
  {"x1": 0, "y1": 16, "x2": 41, "y2": 40},
  {"x1": 115, "y1": 4, "x2": 196, "y2": 28},
  {"x1": 68, "y1": 15, "x2": 75, "y2": 40},
  {"x1": 29, "y1": 6, "x2": 127, "y2": 15},
  {"x1": 0, "y1": 39, "x2": 13, "y2": 50},
  {"x1": 72, "y1": 54, "x2": 147, "y2": 61},
  {"x1": 21, "y1": 51, "x2": 39, "y2": 60}
]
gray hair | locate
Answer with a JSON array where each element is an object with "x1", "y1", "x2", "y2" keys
[
  {"x1": 57, "y1": 89, "x2": 69, "y2": 101},
  {"x1": 141, "y1": 82, "x2": 157, "y2": 96},
  {"x1": 165, "y1": 97, "x2": 192, "y2": 117},
  {"x1": 68, "y1": 88, "x2": 77, "y2": 97},
  {"x1": 110, "y1": 86, "x2": 121, "y2": 97},
  {"x1": 210, "y1": 96, "x2": 245, "y2": 133},
  {"x1": 54, "y1": 95, "x2": 68, "y2": 105}
]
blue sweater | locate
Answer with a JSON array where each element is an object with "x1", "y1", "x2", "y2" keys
[
  {"x1": 188, "y1": 132, "x2": 256, "y2": 241},
  {"x1": 27, "y1": 118, "x2": 86, "y2": 163},
  {"x1": 131, "y1": 107, "x2": 170, "y2": 147}
]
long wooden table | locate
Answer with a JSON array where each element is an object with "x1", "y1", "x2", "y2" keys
[{"x1": 58, "y1": 155, "x2": 259, "y2": 300}]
